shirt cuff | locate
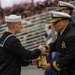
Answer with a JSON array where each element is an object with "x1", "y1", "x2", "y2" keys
[{"x1": 38, "y1": 47, "x2": 42, "y2": 53}]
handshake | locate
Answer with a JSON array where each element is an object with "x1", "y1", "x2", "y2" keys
[
  {"x1": 39, "y1": 45, "x2": 50, "y2": 54},
  {"x1": 39, "y1": 45, "x2": 47, "y2": 54},
  {"x1": 31, "y1": 45, "x2": 51, "y2": 70}
]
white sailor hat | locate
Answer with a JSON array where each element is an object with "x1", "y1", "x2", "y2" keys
[
  {"x1": 5, "y1": 15, "x2": 21, "y2": 22},
  {"x1": 49, "y1": 11, "x2": 71, "y2": 23},
  {"x1": 56, "y1": 1, "x2": 75, "y2": 11}
]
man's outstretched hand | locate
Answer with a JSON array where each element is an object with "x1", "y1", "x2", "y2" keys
[{"x1": 39, "y1": 45, "x2": 47, "y2": 54}]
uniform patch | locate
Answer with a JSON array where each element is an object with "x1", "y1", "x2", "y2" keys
[{"x1": 61, "y1": 41, "x2": 66, "y2": 48}]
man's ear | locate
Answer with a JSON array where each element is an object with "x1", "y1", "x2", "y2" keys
[{"x1": 11, "y1": 23, "x2": 15, "y2": 29}]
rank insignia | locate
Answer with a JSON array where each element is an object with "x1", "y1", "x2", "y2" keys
[{"x1": 61, "y1": 41, "x2": 66, "y2": 48}]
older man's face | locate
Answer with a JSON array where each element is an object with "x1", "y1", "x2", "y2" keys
[{"x1": 53, "y1": 20, "x2": 65, "y2": 32}]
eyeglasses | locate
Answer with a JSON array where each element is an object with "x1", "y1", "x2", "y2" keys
[{"x1": 53, "y1": 20, "x2": 62, "y2": 26}]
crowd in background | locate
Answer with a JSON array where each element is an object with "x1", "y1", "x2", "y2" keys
[{"x1": 0, "y1": 0, "x2": 74, "y2": 25}]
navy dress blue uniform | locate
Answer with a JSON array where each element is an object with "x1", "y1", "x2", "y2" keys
[
  {"x1": 69, "y1": 19, "x2": 75, "y2": 27},
  {"x1": 45, "y1": 11, "x2": 75, "y2": 75},
  {"x1": 0, "y1": 32, "x2": 42, "y2": 75},
  {"x1": 50, "y1": 24, "x2": 75, "y2": 75}
]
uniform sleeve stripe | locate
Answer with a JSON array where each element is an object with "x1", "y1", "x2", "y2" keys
[
  {"x1": 53, "y1": 61, "x2": 61, "y2": 71},
  {"x1": 46, "y1": 45, "x2": 50, "y2": 52}
]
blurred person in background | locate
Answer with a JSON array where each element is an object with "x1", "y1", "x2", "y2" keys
[
  {"x1": 40, "y1": 11, "x2": 75, "y2": 75},
  {"x1": 0, "y1": 8, "x2": 4, "y2": 25},
  {"x1": 0, "y1": 14, "x2": 46, "y2": 75},
  {"x1": 56, "y1": 1, "x2": 75, "y2": 27}
]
